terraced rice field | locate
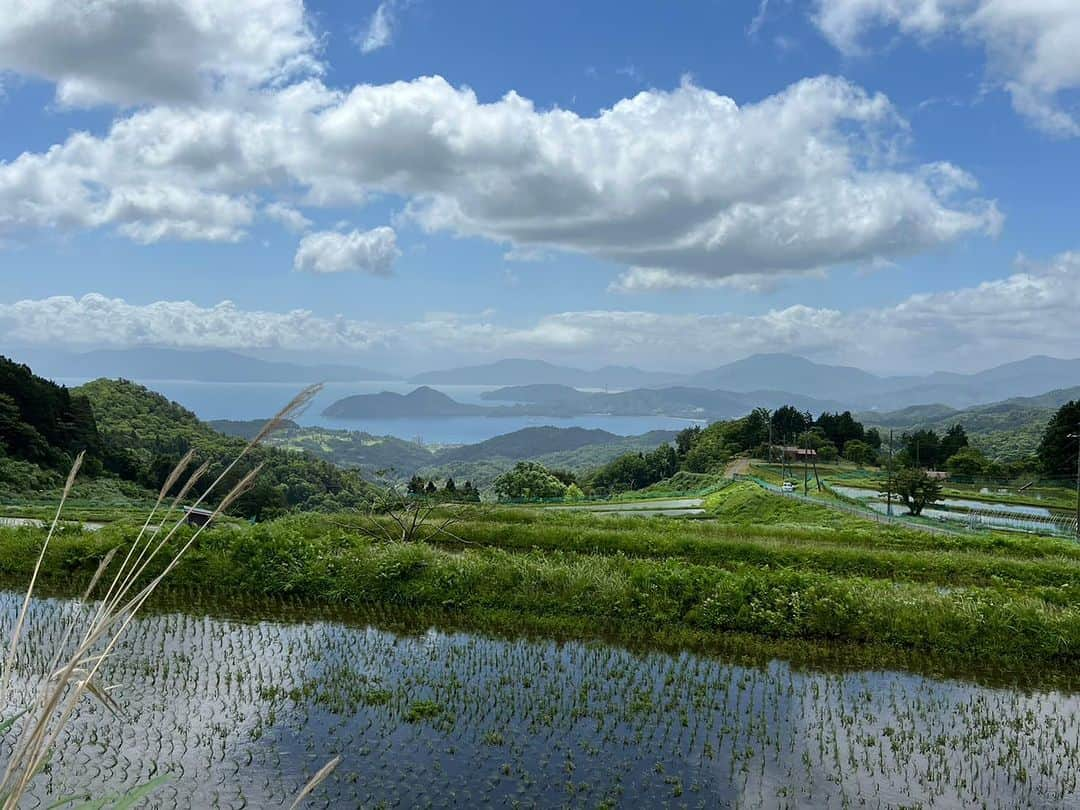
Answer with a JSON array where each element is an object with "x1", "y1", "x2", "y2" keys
[{"x1": 5, "y1": 591, "x2": 1080, "y2": 808}]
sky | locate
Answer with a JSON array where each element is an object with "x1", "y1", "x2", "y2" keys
[{"x1": 0, "y1": 0, "x2": 1078, "y2": 375}]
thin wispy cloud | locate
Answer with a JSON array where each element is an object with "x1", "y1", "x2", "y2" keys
[{"x1": 359, "y1": 0, "x2": 405, "y2": 54}]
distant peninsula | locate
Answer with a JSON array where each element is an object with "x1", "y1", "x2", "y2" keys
[{"x1": 322, "y1": 386, "x2": 489, "y2": 419}]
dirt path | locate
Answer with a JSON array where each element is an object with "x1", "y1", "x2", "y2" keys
[{"x1": 724, "y1": 457, "x2": 752, "y2": 478}]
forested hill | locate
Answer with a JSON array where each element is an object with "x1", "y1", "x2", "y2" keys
[
  {"x1": 75, "y1": 379, "x2": 372, "y2": 518},
  {"x1": 2, "y1": 356, "x2": 373, "y2": 518},
  {"x1": 862, "y1": 385, "x2": 1080, "y2": 460},
  {"x1": 0, "y1": 355, "x2": 104, "y2": 472}
]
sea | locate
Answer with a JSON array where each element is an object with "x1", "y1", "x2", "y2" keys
[{"x1": 55, "y1": 378, "x2": 700, "y2": 446}]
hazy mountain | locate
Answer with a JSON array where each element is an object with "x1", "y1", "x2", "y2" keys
[
  {"x1": 685, "y1": 354, "x2": 907, "y2": 401},
  {"x1": 410, "y1": 358, "x2": 678, "y2": 388},
  {"x1": 322, "y1": 386, "x2": 487, "y2": 419},
  {"x1": 876, "y1": 356, "x2": 1080, "y2": 408},
  {"x1": 687, "y1": 353, "x2": 1080, "y2": 409},
  {"x1": 14, "y1": 347, "x2": 394, "y2": 384}
]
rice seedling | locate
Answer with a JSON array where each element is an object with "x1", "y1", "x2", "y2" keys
[
  {"x1": 1, "y1": 602, "x2": 1067, "y2": 808},
  {"x1": 0, "y1": 386, "x2": 342, "y2": 807}
]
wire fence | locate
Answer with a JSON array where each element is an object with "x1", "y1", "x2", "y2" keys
[
  {"x1": 736, "y1": 473, "x2": 1080, "y2": 539},
  {"x1": 733, "y1": 474, "x2": 971, "y2": 537}
]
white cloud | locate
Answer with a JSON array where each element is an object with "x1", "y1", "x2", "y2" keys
[
  {"x1": 0, "y1": 0, "x2": 320, "y2": 107},
  {"x1": 609, "y1": 267, "x2": 826, "y2": 294},
  {"x1": 293, "y1": 227, "x2": 399, "y2": 274},
  {"x1": 813, "y1": 0, "x2": 1080, "y2": 136},
  {"x1": 264, "y1": 202, "x2": 312, "y2": 232},
  {"x1": 4, "y1": 252, "x2": 1078, "y2": 373},
  {"x1": 0, "y1": 4, "x2": 1000, "y2": 282},
  {"x1": 359, "y1": 1, "x2": 402, "y2": 54}
]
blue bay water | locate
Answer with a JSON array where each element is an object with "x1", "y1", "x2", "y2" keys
[{"x1": 56, "y1": 378, "x2": 701, "y2": 445}]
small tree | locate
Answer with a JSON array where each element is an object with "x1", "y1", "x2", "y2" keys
[
  {"x1": 945, "y1": 446, "x2": 988, "y2": 477},
  {"x1": 564, "y1": 482, "x2": 585, "y2": 502},
  {"x1": 444, "y1": 477, "x2": 456, "y2": 493},
  {"x1": 842, "y1": 439, "x2": 876, "y2": 466},
  {"x1": 889, "y1": 468, "x2": 943, "y2": 516},
  {"x1": 493, "y1": 461, "x2": 567, "y2": 501}
]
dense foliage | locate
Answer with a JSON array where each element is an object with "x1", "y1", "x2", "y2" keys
[
  {"x1": 1038, "y1": 400, "x2": 1080, "y2": 481},
  {"x1": 75, "y1": 379, "x2": 373, "y2": 519},
  {"x1": 587, "y1": 444, "x2": 679, "y2": 495},
  {"x1": 0, "y1": 355, "x2": 103, "y2": 473},
  {"x1": 584, "y1": 407, "x2": 876, "y2": 495},
  {"x1": 492, "y1": 462, "x2": 568, "y2": 500}
]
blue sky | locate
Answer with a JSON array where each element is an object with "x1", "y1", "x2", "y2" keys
[{"x1": 0, "y1": 0, "x2": 1078, "y2": 374}]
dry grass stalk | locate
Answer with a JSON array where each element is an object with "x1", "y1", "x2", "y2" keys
[
  {"x1": 288, "y1": 755, "x2": 341, "y2": 810},
  {"x1": 0, "y1": 385, "x2": 332, "y2": 807}
]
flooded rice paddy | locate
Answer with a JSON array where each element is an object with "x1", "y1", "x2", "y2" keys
[
  {"x1": 4, "y1": 591, "x2": 1080, "y2": 808},
  {"x1": 829, "y1": 484, "x2": 1078, "y2": 535}
]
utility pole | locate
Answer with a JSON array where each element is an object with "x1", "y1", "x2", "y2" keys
[
  {"x1": 1070, "y1": 429, "x2": 1080, "y2": 540},
  {"x1": 781, "y1": 434, "x2": 788, "y2": 484},
  {"x1": 886, "y1": 429, "x2": 894, "y2": 517},
  {"x1": 803, "y1": 433, "x2": 809, "y2": 496}
]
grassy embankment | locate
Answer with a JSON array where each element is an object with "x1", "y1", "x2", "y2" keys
[{"x1": 3, "y1": 480, "x2": 1080, "y2": 667}]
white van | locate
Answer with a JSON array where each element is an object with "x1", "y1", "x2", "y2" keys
[{"x1": 781, "y1": 482, "x2": 796, "y2": 493}]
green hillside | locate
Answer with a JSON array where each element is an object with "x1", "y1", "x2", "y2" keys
[
  {"x1": 863, "y1": 386, "x2": 1080, "y2": 460},
  {"x1": 76, "y1": 379, "x2": 372, "y2": 518}
]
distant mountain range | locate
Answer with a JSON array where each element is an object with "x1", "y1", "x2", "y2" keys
[
  {"x1": 409, "y1": 358, "x2": 678, "y2": 389},
  {"x1": 12, "y1": 348, "x2": 393, "y2": 383},
  {"x1": 412, "y1": 354, "x2": 1080, "y2": 410},
  {"x1": 6, "y1": 347, "x2": 1078, "y2": 412}
]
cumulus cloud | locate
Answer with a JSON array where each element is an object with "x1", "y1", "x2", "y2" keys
[
  {"x1": 813, "y1": 0, "x2": 1080, "y2": 137},
  {"x1": 4, "y1": 252, "x2": 1078, "y2": 373},
  {"x1": 0, "y1": 71, "x2": 1000, "y2": 281},
  {"x1": 0, "y1": 0, "x2": 320, "y2": 107},
  {"x1": 293, "y1": 227, "x2": 399, "y2": 274}
]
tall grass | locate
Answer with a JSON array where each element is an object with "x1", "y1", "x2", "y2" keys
[{"x1": 0, "y1": 386, "x2": 340, "y2": 807}]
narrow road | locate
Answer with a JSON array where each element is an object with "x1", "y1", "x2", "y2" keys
[{"x1": 723, "y1": 457, "x2": 752, "y2": 478}]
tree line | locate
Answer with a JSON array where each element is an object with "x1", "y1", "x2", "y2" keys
[{"x1": 492, "y1": 399, "x2": 1080, "y2": 501}]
